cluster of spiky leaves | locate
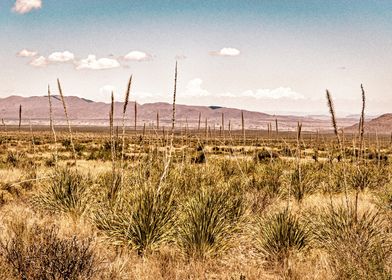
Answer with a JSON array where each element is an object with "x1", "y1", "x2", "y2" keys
[
  {"x1": 256, "y1": 209, "x2": 309, "y2": 263},
  {"x1": 178, "y1": 186, "x2": 245, "y2": 259},
  {"x1": 313, "y1": 203, "x2": 392, "y2": 279},
  {"x1": 93, "y1": 183, "x2": 176, "y2": 256},
  {"x1": 32, "y1": 167, "x2": 91, "y2": 217}
]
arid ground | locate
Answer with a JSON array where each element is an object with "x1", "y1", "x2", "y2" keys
[{"x1": 0, "y1": 123, "x2": 391, "y2": 279}]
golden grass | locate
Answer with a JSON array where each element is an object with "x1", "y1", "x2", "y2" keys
[{"x1": 0, "y1": 125, "x2": 391, "y2": 279}]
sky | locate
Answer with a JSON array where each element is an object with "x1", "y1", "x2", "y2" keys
[{"x1": 1, "y1": 0, "x2": 392, "y2": 116}]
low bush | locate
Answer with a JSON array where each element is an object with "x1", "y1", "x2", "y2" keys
[{"x1": 0, "y1": 223, "x2": 97, "y2": 280}]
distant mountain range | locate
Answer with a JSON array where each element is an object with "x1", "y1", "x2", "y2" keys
[
  {"x1": 0, "y1": 95, "x2": 370, "y2": 131},
  {"x1": 346, "y1": 113, "x2": 392, "y2": 133}
]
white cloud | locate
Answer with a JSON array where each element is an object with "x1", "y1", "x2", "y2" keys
[
  {"x1": 48, "y1": 51, "x2": 75, "y2": 63},
  {"x1": 237, "y1": 87, "x2": 305, "y2": 100},
  {"x1": 25, "y1": 51, "x2": 74, "y2": 67},
  {"x1": 211, "y1": 47, "x2": 241, "y2": 57},
  {"x1": 17, "y1": 49, "x2": 37, "y2": 57},
  {"x1": 184, "y1": 78, "x2": 210, "y2": 97},
  {"x1": 124, "y1": 51, "x2": 151, "y2": 61},
  {"x1": 29, "y1": 56, "x2": 47, "y2": 67},
  {"x1": 12, "y1": 0, "x2": 42, "y2": 14},
  {"x1": 76, "y1": 55, "x2": 121, "y2": 70}
]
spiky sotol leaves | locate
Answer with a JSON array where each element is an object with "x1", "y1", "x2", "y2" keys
[
  {"x1": 178, "y1": 187, "x2": 245, "y2": 259},
  {"x1": 32, "y1": 167, "x2": 91, "y2": 217},
  {"x1": 314, "y1": 203, "x2": 391, "y2": 279},
  {"x1": 256, "y1": 209, "x2": 309, "y2": 263},
  {"x1": 93, "y1": 184, "x2": 176, "y2": 256}
]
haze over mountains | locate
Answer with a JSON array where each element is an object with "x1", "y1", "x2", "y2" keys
[{"x1": 0, "y1": 95, "x2": 374, "y2": 131}]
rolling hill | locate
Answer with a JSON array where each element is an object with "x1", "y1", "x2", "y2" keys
[
  {"x1": 0, "y1": 95, "x2": 359, "y2": 131},
  {"x1": 346, "y1": 113, "x2": 392, "y2": 134}
]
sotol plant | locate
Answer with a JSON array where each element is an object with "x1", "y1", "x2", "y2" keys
[
  {"x1": 32, "y1": 167, "x2": 91, "y2": 217},
  {"x1": 314, "y1": 203, "x2": 392, "y2": 279},
  {"x1": 93, "y1": 184, "x2": 176, "y2": 256},
  {"x1": 178, "y1": 187, "x2": 245, "y2": 259},
  {"x1": 256, "y1": 209, "x2": 309, "y2": 264}
]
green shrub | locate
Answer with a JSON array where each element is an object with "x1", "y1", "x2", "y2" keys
[
  {"x1": 314, "y1": 203, "x2": 392, "y2": 279},
  {"x1": 251, "y1": 162, "x2": 284, "y2": 196},
  {"x1": 348, "y1": 163, "x2": 388, "y2": 191},
  {"x1": 32, "y1": 167, "x2": 91, "y2": 217},
  {"x1": 5, "y1": 151, "x2": 26, "y2": 168},
  {"x1": 178, "y1": 187, "x2": 245, "y2": 259},
  {"x1": 289, "y1": 164, "x2": 317, "y2": 203},
  {"x1": 93, "y1": 184, "x2": 176, "y2": 256},
  {"x1": 256, "y1": 209, "x2": 309, "y2": 263},
  {"x1": 253, "y1": 148, "x2": 279, "y2": 163}
]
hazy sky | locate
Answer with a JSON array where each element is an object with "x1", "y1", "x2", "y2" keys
[{"x1": 1, "y1": 0, "x2": 392, "y2": 115}]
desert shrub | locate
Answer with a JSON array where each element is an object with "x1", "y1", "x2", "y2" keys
[
  {"x1": 96, "y1": 171, "x2": 122, "y2": 205},
  {"x1": 312, "y1": 149, "x2": 321, "y2": 162},
  {"x1": 348, "y1": 163, "x2": 388, "y2": 191},
  {"x1": 32, "y1": 167, "x2": 91, "y2": 217},
  {"x1": 191, "y1": 146, "x2": 206, "y2": 164},
  {"x1": 246, "y1": 189, "x2": 274, "y2": 215},
  {"x1": 280, "y1": 146, "x2": 294, "y2": 157},
  {"x1": 166, "y1": 164, "x2": 217, "y2": 196},
  {"x1": 87, "y1": 148, "x2": 111, "y2": 161},
  {"x1": 314, "y1": 203, "x2": 392, "y2": 279},
  {"x1": 325, "y1": 162, "x2": 349, "y2": 194},
  {"x1": 377, "y1": 184, "x2": 392, "y2": 211},
  {"x1": 219, "y1": 158, "x2": 239, "y2": 179},
  {"x1": 288, "y1": 164, "x2": 317, "y2": 203},
  {"x1": 253, "y1": 148, "x2": 279, "y2": 162},
  {"x1": 5, "y1": 151, "x2": 26, "y2": 168},
  {"x1": 87, "y1": 139, "x2": 127, "y2": 161},
  {"x1": 0, "y1": 223, "x2": 97, "y2": 280},
  {"x1": 18, "y1": 169, "x2": 37, "y2": 191},
  {"x1": 366, "y1": 150, "x2": 388, "y2": 162},
  {"x1": 256, "y1": 209, "x2": 309, "y2": 264},
  {"x1": 61, "y1": 138, "x2": 71, "y2": 149},
  {"x1": 74, "y1": 143, "x2": 85, "y2": 155},
  {"x1": 0, "y1": 192, "x2": 5, "y2": 208},
  {"x1": 44, "y1": 154, "x2": 57, "y2": 167},
  {"x1": 251, "y1": 162, "x2": 285, "y2": 196},
  {"x1": 178, "y1": 187, "x2": 245, "y2": 259},
  {"x1": 1, "y1": 183, "x2": 22, "y2": 199},
  {"x1": 93, "y1": 184, "x2": 176, "y2": 256}
]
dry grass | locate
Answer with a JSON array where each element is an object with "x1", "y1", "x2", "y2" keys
[{"x1": 0, "y1": 82, "x2": 391, "y2": 278}]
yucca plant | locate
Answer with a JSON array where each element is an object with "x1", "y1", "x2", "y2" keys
[
  {"x1": 6, "y1": 151, "x2": 24, "y2": 167},
  {"x1": 251, "y1": 162, "x2": 284, "y2": 197},
  {"x1": 93, "y1": 184, "x2": 176, "y2": 256},
  {"x1": 32, "y1": 167, "x2": 90, "y2": 217},
  {"x1": 177, "y1": 187, "x2": 245, "y2": 259},
  {"x1": 314, "y1": 203, "x2": 392, "y2": 279},
  {"x1": 289, "y1": 164, "x2": 316, "y2": 203},
  {"x1": 348, "y1": 163, "x2": 388, "y2": 192},
  {"x1": 256, "y1": 209, "x2": 309, "y2": 264}
]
